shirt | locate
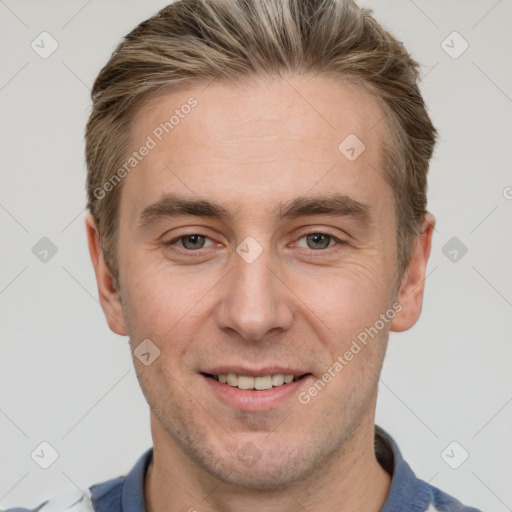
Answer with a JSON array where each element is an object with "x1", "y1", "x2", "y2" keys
[{"x1": 1, "y1": 426, "x2": 482, "y2": 512}]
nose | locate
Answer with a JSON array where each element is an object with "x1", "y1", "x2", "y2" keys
[{"x1": 215, "y1": 243, "x2": 294, "y2": 342}]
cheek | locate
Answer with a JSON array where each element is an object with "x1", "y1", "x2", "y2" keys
[
  {"x1": 292, "y1": 253, "x2": 394, "y2": 332},
  {"x1": 125, "y1": 269, "x2": 177, "y2": 327},
  {"x1": 121, "y1": 259, "x2": 219, "y2": 345}
]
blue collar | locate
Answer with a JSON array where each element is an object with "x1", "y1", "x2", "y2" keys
[
  {"x1": 90, "y1": 425, "x2": 476, "y2": 512},
  {"x1": 90, "y1": 445, "x2": 152, "y2": 512}
]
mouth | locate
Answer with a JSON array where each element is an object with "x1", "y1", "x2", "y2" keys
[
  {"x1": 200, "y1": 369, "x2": 315, "y2": 411},
  {"x1": 201, "y1": 372, "x2": 311, "y2": 391}
]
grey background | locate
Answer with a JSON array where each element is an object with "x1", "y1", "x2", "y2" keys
[{"x1": 0, "y1": 0, "x2": 511, "y2": 509}]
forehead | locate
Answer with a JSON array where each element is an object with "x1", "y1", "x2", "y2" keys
[{"x1": 122, "y1": 74, "x2": 390, "y2": 218}]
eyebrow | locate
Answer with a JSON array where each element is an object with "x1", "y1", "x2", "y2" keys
[{"x1": 138, "y1": 192, "x2": 374, "y2": 228}]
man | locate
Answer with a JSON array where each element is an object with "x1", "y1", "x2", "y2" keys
[{"x1": 4, "y1": 0, "x2": 482, "y2": 510}]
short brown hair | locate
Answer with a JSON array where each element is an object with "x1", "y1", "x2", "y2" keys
[{"x1": 85, "y1": 0, "x2": 438, "y2": 285}]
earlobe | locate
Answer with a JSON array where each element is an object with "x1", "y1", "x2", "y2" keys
[
  {"x1": 85, "y1": 214, "x2": 127, "y2": 336},
  {"x1": 390, "y1": 212, "x2": 435, "y2": 333}
]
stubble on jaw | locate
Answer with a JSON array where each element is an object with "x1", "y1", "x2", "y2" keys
[{"x1": 114, "y1": 262, "x2": 396, "y2": 491}]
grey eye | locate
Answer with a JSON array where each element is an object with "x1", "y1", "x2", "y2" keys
[
  {"x1": 304, "y1": 233, "x2": 334, "y2": 250},
  {"x1": 181, "y1": 234, "x2": 207, "y2": 250}
]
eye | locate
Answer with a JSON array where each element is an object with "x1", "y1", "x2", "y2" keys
[
  {"x1": 296, "y1": 232, "x2": 344, "y2": 250},
  {"x1": 164, "y1": 232, "x2": 345, "y2": 253},
  {"x1": 166, "y1": 234, "x2": 215, "y2": 250}
]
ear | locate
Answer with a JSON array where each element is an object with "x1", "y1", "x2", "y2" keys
[
  {"x1": 85, "y1": 213, "x2": 127, "y2": 336},
  {"x1": 390, "y1": 212, "x2": 435, "y2": 332}
]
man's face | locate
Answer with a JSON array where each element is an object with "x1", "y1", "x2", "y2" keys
[{"x1": 111, "y1": 75, "x2": 403, "y2": 487}]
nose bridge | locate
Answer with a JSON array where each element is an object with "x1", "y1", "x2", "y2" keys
[{"x1": 216, "y1": 239, "x2": 293, "y2": 341}]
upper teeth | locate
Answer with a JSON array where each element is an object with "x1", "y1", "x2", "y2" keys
[{"x1": 215, "y1": 373, "x2": 295, "y2": 390}]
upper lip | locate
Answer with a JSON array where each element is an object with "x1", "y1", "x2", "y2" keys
[{"x1": 201, "y1": 366, "x2": 310, "y2": 378}]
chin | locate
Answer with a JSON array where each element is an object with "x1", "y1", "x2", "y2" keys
[
  {"x1": 185, "y1": 431, "x2": 338, "y2": 491},
  {"x1": 234, "y1": 468, "x2": 317, "y2": 490},
  {"x1": 213, "y1": 450, "x2": 320, "y2": 490}
]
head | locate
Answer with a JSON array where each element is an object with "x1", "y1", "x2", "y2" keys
[{"x1": 85, "y1": 0, "x2": 437, "y2": 490}]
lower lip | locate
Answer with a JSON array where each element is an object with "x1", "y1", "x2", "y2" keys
[{"x1": 202, "y1": 374, "x2": 313, "y2": 411}]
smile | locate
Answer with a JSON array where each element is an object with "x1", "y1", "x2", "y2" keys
[{"x1": 203, "y1": 372, "x2": 307, "y2": 390}]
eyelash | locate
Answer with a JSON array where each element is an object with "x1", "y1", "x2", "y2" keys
[{"x1": 164, "y1": 232, "x2": 346, "y2": 254}]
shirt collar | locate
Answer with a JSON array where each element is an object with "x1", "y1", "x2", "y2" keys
[
  {"x1": 375, "y1": 425, "x2": 431, "y2": 511},
  {"x1": 122, "y1": 447, "x2": 153, "y2": 512},
  {"x1": 91, "y1": 425, "x2": 429, "y2": 511}
]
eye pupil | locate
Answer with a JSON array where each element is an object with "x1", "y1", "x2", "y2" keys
[
  {"x1": 306, "y1": 233, "x2": 331, "y2": 250},
  {"x1": 182, "y1": 234, "x2": 205, "y2": 250}
]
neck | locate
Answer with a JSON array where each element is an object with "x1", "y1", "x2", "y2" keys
[{"x1": 144, "y1": 414, "x2": 391, "y2": 512}]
